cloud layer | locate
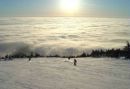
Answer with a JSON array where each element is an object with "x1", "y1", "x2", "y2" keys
[{"x1": 0, "y1": 17, "x2": 130, "y2": 56}]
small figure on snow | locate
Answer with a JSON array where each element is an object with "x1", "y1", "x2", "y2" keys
[
  {"x1": 68, "y1": 57, "x2": 71, "y2": 60},
  {"x1": 28, "y1": 52, "x2": 33, "y2": 61},
  {"x1": 74, "y1": 59, "x2": 77, "y2": 66},
  {"x1": 28, "y1": 56, "x2": 31, "y2": 61}
]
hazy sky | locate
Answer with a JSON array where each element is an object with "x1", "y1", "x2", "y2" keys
[{"x1": 0, "y1": 0, "x2": 129, "y2": 17}]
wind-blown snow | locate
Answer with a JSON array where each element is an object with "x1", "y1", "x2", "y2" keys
[{"x1": 0, "y1": 58, "x2": 130, "y2": 89}]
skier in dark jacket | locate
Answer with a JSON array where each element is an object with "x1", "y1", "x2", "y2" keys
[{"x1": 74, "y1": 59, "x2": 77, "y2": 66}]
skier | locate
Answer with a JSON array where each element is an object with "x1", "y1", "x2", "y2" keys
[
  {"x1": 74, "y1": 59, "x2": 77, "y2": 66},
  {"x1": 28, "y1": 56, "x2": 32, "y2": 61},
  {"x1": 68, "y1": 57, "x2": 71, "y2": 60}
]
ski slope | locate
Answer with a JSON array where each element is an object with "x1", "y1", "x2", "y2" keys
[{"x1": 0, "y1": 58, "x2": 130, "y2": 89}]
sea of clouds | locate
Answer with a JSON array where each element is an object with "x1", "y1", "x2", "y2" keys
[{"x1": 0, "y1": 17, "x2": 130, "y2": 56}]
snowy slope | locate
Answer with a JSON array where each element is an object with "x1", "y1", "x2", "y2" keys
[{"x1": 0, "y1": 58, "x2": 130, "y2": 89}]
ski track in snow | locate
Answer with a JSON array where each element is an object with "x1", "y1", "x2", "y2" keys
[{"x1": 0, "y1": 58, "x2": 130, "y2": 89}]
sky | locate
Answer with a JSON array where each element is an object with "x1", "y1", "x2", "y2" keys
[{"x1": 0, "y1": 0, "x2": 129, "y2": 18}]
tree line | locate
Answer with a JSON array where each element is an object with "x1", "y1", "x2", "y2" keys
[
  {"x1": 0, "y1": 41, "x2": 130, "y2": 61},
  {"x1": 78, "y1": 41, "x2": 130, "y2": 59}
]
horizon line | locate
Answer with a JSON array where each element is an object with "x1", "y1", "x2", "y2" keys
[{"x1": 0, "y1": 16, "x2": 129, "y2": 19}]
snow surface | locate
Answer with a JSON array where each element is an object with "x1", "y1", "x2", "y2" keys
[{"x1": 0, "y1": 58, "x2": 130, "y2": 89}]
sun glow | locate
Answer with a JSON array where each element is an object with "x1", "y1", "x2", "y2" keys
[{"x1": 59, "y1": 0, "x2": 80, "y2": 14}]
